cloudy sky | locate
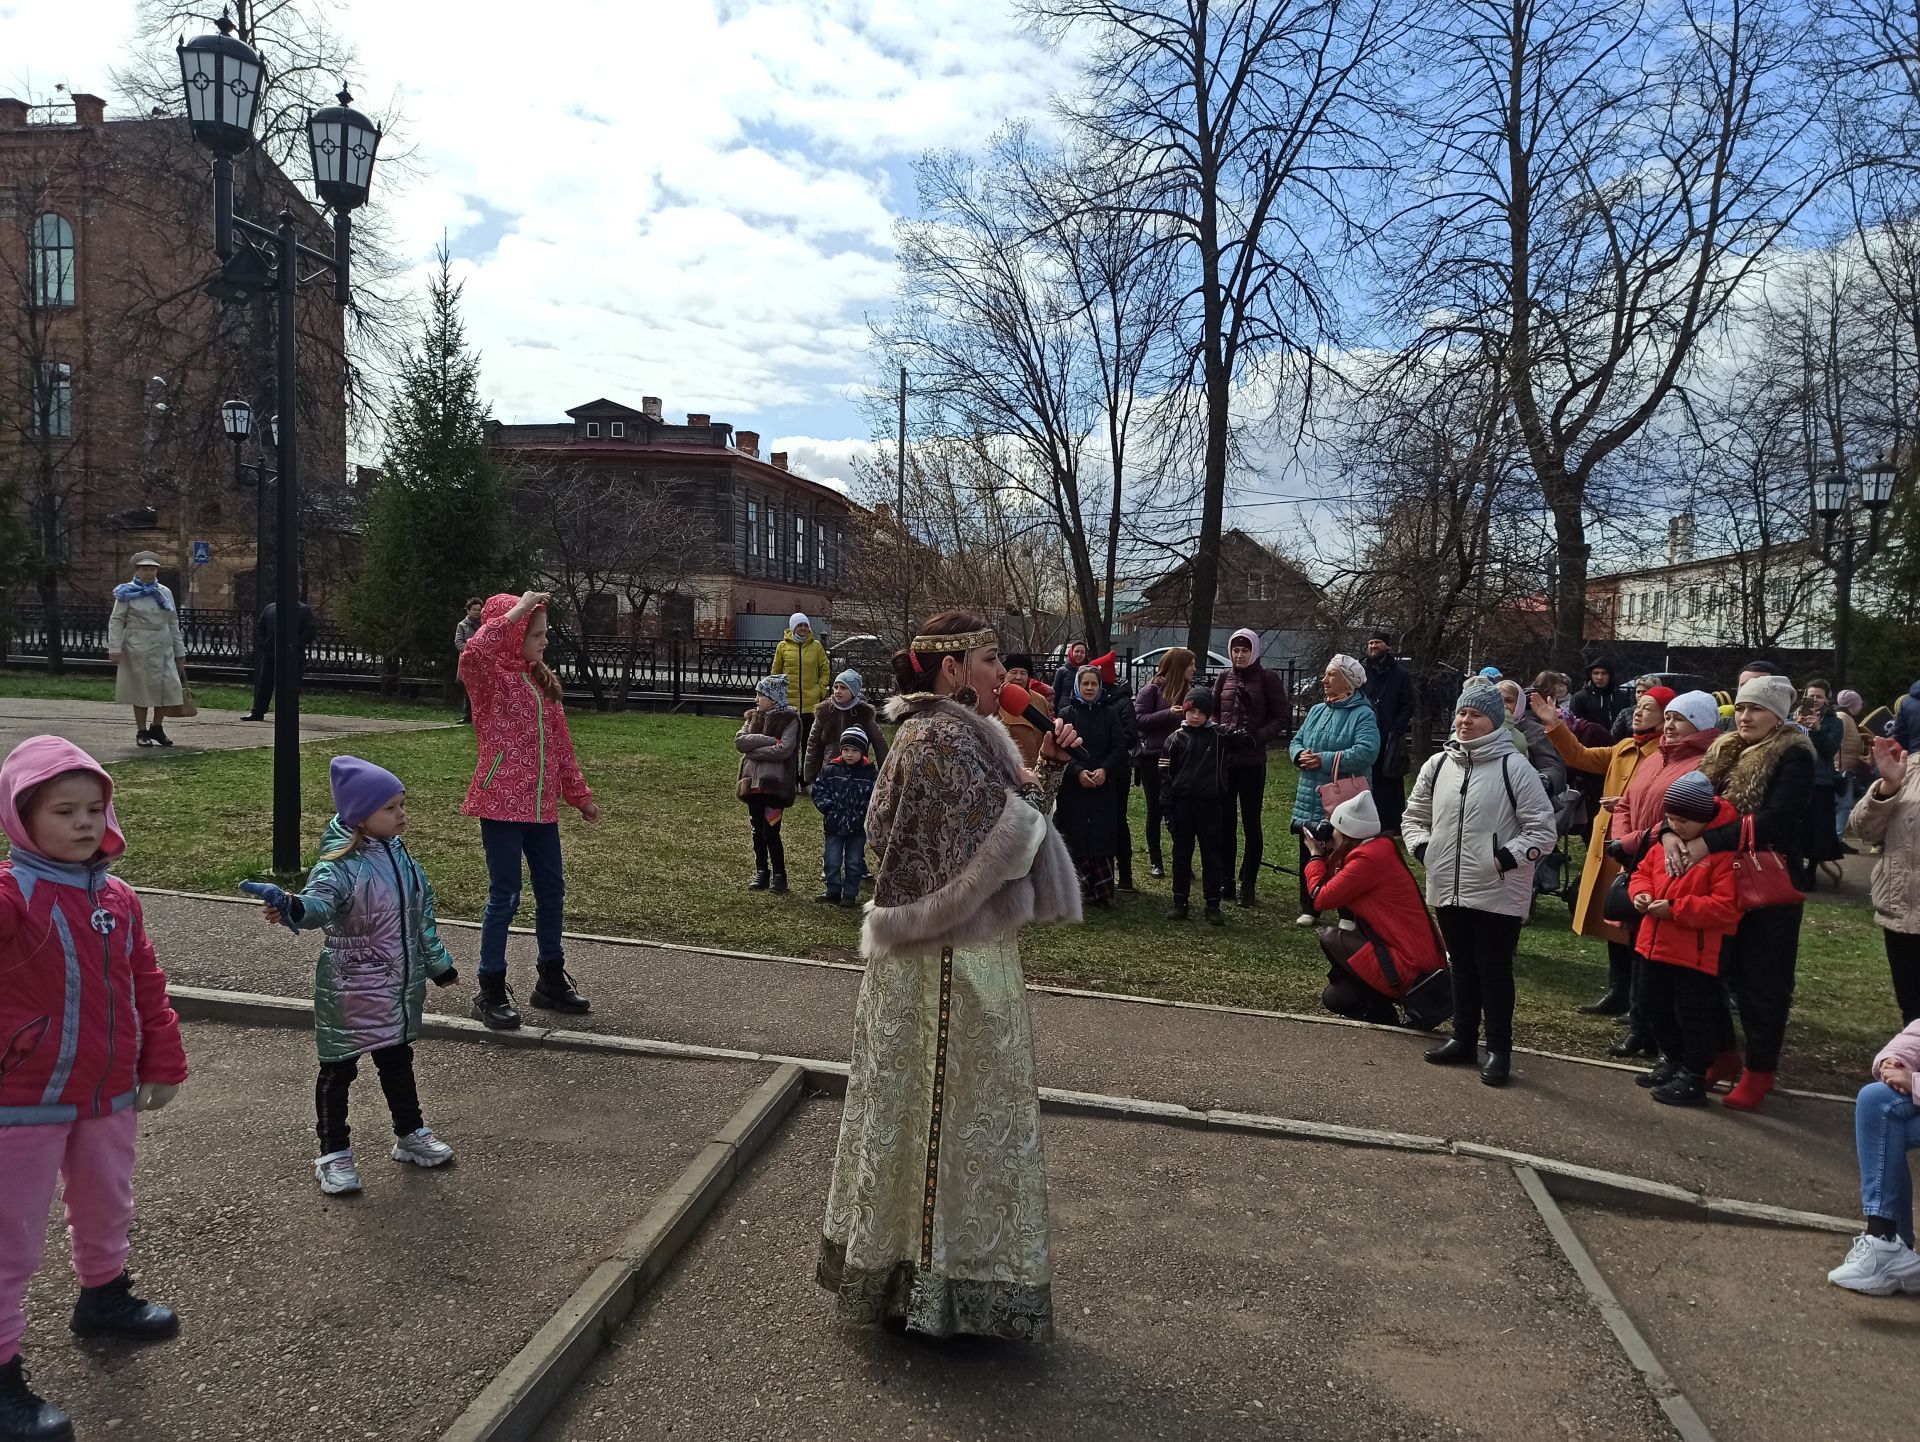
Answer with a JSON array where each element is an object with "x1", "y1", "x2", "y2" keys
[{"x1": 2, "y1": 0, "x2": 1085, "y2": 490}]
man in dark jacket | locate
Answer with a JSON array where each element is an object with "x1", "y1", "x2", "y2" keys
[
  {"x1": 1569, "y1": 660, "x2": 1631, "y2": 731},
  {"x1": 1893, "y1": 678, "x2": 1920, "y2": 752},
  {"x1": 1362, "y1": 632, "x2": 1413, "y2": 833},
  {"x1": 243, "y1": 599, "x2": 317, "y2": 721},
  {"x1": 1215, "y1": 627, "x2": 1291, "y2": 906},
  {"x1": 1162, "y1": 685, "x2": 1234, "y2": 923}
]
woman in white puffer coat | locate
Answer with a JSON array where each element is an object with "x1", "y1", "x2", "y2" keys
[{"x1": 1402, "y1": 680, "x2": 1558, "y2": 1087}]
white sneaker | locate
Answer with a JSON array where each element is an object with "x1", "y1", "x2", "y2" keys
[
  {"x1": 1295, "y1": 913, "x2": 1317, "y2": 927},
  {"x1": 314, "y1": 1150, "x2": 362, "y2": 1195},
  {"x1": 391, "y1": 1127, "x2": 454, "y2": 1168},
  {"x1": 1337, "y1": 918, "x2": 1358, "y2": 932},
  {"x1": 1827, "y1": 1233, "x2": 1920, "y2": 1295}
]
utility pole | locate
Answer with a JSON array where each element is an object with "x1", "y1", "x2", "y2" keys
[{"x1": 897, "y1": 365, "x2": 909, "y2": 646}]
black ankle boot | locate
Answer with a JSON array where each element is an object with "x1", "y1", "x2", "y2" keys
[
  {"x1": 1577, "y1": 987, "x2": 1631, "y2": 1016},
  {"x1": 748, "y1": 869, "x2": 770, "y2": 891},
  {"x1": 149, "y1": 724, "x2": 173, "y2": 748},
  {"x1": 1480, "y1": 1050, "x2": 1512, "y2": 1087},
  {"x1": 1236, "y1": 881, "x2": 1256, "y2": 909},
  {"x1": 1204, "y1": 905, "x2": 1226, "y2": 927},
  {"x1": 471, "y1": 975, "x2": 522, "y2": 1031},
  {"x1": 1424, "y1": 1037, "x2": 1479, "y2": 1066},
  {"x1": 0, "y1": 1357, "x2": 70, "y2": 1441},
  {"x1": 529, "y1": 963, "x2": 590, "y2": 1015},
  {"x1": 1167, "y1": 901, "x2": 1189, "y2": 921},
  {"x1": 1609, "y1": 1028, "x2": 1657, "y2": 1058},
  {"x1": 1650, "y1": 1068, "x2": 1707, "y2": 1107},
  {"x1": 1636, "y1": 1057, "x2": 1679, "y2": 1089},
  {"x1": 769, "y1": 872, "x2": 789, "y2": 894},
  {"x1": 70, "y1": 1271, "x2": 179, "y2": 1342}
]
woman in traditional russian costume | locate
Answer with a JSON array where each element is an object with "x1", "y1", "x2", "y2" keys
[{"x1": 817, "y1": 612, "x2": 1083, "y2": 1341}]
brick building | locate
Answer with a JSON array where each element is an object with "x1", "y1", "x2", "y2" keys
[
  {"x1": 489, "y1": 397, "x2": 859, "y2": 641},
  {"x1": 0, "y1": 90, "x2": 347, "y2": 615},
  {"x1": 1118, "y1": 528, "x2": 1333, "y2": 659}
]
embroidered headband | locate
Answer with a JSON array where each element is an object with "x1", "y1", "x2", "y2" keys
[{"x1": 909, "y1": 628, "x2": 997, "y2": 657}]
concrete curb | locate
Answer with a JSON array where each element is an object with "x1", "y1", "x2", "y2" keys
[
  {"x1": 437, "y1": 1063, "x2": 806, "y2": 1442},
  {"x1": 169, "y1": 983, "x2": 1859, "y2": 1237},
  {"x1": 1513, "y1": 1165, "x2": 1718, "y2": 1442},
  {"x1": 139, "y1": 886, "x2": 1857, "y2": 1106}
]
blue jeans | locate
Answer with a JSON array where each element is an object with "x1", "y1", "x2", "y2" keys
[
  {"x1": 1855, "y1": 1081, "x2": 1920, "y2": 1245},
  {"x1": 1837, "y1": 776, "x2": 1858, "y2": 841},
  {"x1": 823, "y1": 832, "x2": 864, "y2": 900},
  {"x1": 478, "y1": 819, "x2": 565, "y2": 978}
]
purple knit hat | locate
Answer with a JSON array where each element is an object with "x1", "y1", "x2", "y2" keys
[{"x1": 330, "y1": 755, "x2": 404, "y2": 829}]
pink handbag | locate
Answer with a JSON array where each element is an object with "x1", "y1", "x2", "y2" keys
[{"x1": 1317, "y1": 752, "x2": 1369, "y2": 815}]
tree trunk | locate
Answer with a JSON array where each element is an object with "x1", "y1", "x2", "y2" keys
[
  {"x1": 1186, "y1": 353, "x2": 1231, "y2": 658},
  {"x1": 35, "y1": 441, "x2": 64, "y2": 675}
]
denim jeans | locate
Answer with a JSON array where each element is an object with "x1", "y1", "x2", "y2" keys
[
  {"x1": 1855, "y1": 1080, "x2": 1920, "y2": 1246},
  {"x1": 823, "y1": 831, "x2": 863, "y2": 900},
  {"x1": 478, "y1": 819, "x2": 566, "y2": 977},
  {"x1": 1836, "y1": 776, "x2": 1858, "y2": 841}
]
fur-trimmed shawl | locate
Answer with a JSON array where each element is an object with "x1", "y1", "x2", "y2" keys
[
  {"x1": 1700, "y1": 723, "x2": 1816, "y2": 815},
  {"x1": 861, "y1": 694, "x2": 1082, "y2": 961}
]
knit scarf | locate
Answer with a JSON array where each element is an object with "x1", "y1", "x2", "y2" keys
[
  {"x1": 1699, "y1": 723, "x2": 1816, "y2": 815},
  {"x1": 113, "y1": 579, "x2": 172, "y2": 610}
]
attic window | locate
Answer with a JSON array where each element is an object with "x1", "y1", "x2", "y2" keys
[
  {"x1": 585, "y1": 422, "x2": 600, "y2": 439},
  {"x1": 610, "y1": 421, "x2": 625, "y2": 439}
]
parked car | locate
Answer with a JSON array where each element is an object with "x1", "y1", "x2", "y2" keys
[{"x1": 1125, "y1": 646, "x2": 1233, "y2": 691}]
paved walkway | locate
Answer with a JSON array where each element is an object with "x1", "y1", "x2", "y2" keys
[
  {"x1": 0, "y1": 697, "x2": 451, "y2": 764},
  {"x1": 141, "y1": 891, "x2": 1867, "y2": 1220}
]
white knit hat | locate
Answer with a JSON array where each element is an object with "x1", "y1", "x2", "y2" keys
[
  {"x1": 1735, "y1": 674, "x2": 1796, "y2": 723},
  {"x1": 1664, "y1": 690, "x2": 1720, "y2": 735},
  {"x1": 1330, "y1": 788, "x2": 1381, "y2": 839}
]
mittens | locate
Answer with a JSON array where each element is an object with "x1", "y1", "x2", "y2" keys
[
  {"x1": 240, "y1": 879, "x2": 299, "y2": 930},
  {"x1": 431, "y1": 967, "x2": 460, "y2": 988}
]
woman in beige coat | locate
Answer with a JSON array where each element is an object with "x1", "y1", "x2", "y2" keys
[
  {"x1": 1852, "y1": 734, "x2": 1920, "y2": 1024},
  {"x1": 107, "y1": 551, "x2": 185, "y2": 748}
]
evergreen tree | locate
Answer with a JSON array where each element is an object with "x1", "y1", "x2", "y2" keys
[{"x1": 348, "y1": 247, "x2": 510, "y2": 677}]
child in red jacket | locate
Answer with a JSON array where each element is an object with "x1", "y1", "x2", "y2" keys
[
  {"x1": 1629, "y1": 770, "x2": 1740, "y2": 1108},
  {"x1": 0, "y1": 736, "x2": 188, "y2": 1440},
  {"x1": 459, "y1": 590, "x2": 600, "y2": 1032}
]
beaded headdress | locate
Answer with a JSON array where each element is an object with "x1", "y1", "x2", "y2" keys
[{"x1": 909, "y1": 628, "x2": 997, "y2": 656}]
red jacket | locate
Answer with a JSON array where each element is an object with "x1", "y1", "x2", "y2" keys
[
  {"x1": 1303, "y1": 838, "x2": 1445, "y2": 999},
  {"x1": 1629, "y1": 798, "x2": 1741, "y2": 976},
  {"x1": 1, "y1": 736, "x2": 188, "y2": 1124},
  {"x1": 459, "y1": 594, "x2": 592, "y2": 824}
]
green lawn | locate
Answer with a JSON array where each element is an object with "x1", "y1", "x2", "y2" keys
[{"x1": 6, "y1": 676, "x2": 1896, "y2": 1085}]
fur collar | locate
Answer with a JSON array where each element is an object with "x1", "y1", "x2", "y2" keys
[
  {"x1": 884, "y1": 693, "x2": 1025, "y2": 781},
  {"x1": 1700, "y1": 723, "x2": 1815, "y2": 814}
]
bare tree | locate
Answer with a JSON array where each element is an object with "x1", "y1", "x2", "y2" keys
[
  {"x1": 1391, "y1": 0, "x2": 1835, "y2": 668},
  {"x1": 1028, "y1": 0, "x2": 1406, "y2": 657}
]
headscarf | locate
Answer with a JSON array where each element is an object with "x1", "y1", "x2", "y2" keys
[{"x1": 1229, "y1": 628, "x2": 1261, "y2": 666}]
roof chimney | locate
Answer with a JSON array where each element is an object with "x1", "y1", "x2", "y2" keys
[
  {"x1": 0, "y1": 99, "x2": 28, "y2": 128},
  {"x1": 641, "y1": 396, "x2": 662, "y2": 421},
  {"x1": 737, "y1": 430, "x2": 760, "y2": 458},
  {"x1": 1666, "y1": 513, "x2": 1695, "y2": 567},
  {"x1": 71, "y1": 93, "x2": 105, "y2": 126},
  {"x1": 771, "y1": 452, "x2": 789, "y2": 471},
  {"x1": 686, "y1": 412, "x2": 710, "y2": 428}
]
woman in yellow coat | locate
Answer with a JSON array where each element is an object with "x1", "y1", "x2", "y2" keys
[{"x1": 772, "y1": 612, "x2": 832, "y2": 760}]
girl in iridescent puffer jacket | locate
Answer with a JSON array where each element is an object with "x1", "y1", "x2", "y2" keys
[{"x1": 243, "y1": 756, "x2": 459, "y2": 1198}]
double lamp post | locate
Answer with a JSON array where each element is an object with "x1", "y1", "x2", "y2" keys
[
  {"x1": 1812, "y1": 450, "x2": 1902, "y2": 684},
  {"x1": 178, "y1": 12, "x2": 380, "y2": 872}
]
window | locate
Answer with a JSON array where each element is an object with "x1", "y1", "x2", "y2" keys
[
  {"x1": 585, "y1": 421, "x2": 600, "y2": 438},
  {"x1": 29, "y1": 214, "x2": 74, "y2": 307},
  {"x1": 795, "y1": 514, "x2": 808, "y2": 570},
  {"x1": 1246, "y1": 572, "x2": 1268, "y2": 602},
  {"x1": 610, "y1": 421, "x2": 624, "y2": 438},
  {"x1": 32, "y1": 362, "x2": 71, "y2": 438},
  {"x1": 767, "y1": 504, "x2": 779, "y2": 563},
  {"x1": 746, "y1": 499, "x2": 759, "y2": 560},
  {"x1": 816, "y1": 521, "x2": 827, "y2": 574}
]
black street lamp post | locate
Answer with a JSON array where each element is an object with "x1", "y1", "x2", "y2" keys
[
  {"x1": 1811, "y1": 451, "x2": 1902, "y2": 683},
  {"x1": 219, "y1": 399, "x2": 276, "y2": 616},
  {"x1": 181, "y1": 11, "x2": 379, "y2": 872}
]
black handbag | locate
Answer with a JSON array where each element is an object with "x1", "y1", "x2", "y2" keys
[{"x1": 1603, "y1": 869, "x2": 1638, "y2": 927}]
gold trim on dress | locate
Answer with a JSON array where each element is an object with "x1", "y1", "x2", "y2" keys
[{"x1": 920, "y1": 946, "x2": 955, "y2": 1269}]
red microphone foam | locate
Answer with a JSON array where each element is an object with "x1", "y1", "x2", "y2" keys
[{"x1": 999, "y1": 681, "x2": 1032, "y2": 712}]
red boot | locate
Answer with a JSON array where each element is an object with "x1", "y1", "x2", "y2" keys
[
  {"x1": 1722, "y1": 1069, "x2": 1775, "y2": 1111},
  {"x1": 1705, "y1": 1050, "x2": 1744, "y2": 1089}
]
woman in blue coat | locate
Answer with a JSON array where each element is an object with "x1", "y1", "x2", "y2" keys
[{"x1": 1287, "y1": 654, "x2": 1381, "y2": 926}]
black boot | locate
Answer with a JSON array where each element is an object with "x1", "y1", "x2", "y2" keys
[
  {"x1": 1236, "y1": 880, "x2": 1257, "y2": 909},
  {"x1": 70, "y1": 1271, "x2": 179, "y2": 1342},
  {"x1": 1635, "y1": 1057, "x2": 1679, "y2": 1089},
  {"x1": 1204, "y1": 904, "x2": 1226, "y2": 927},
  {"x1": 0, "y1": 1357, "x2": 70, "y2": 1441},
  {"x1": 135, "y1": 728, "x2": 157, "y2": 748},
  {"x1": 747, "y1": 869, "x2": 770, "y2": 891},
  {"x1": 1650, "y1": 1069, "x2": 1708, "y2": 1107},
  {"x1": 530, "y1": 962, "x2": 590, "y2": 1015},
  {"x1": 770, "y1": 873, "x2": 789, "y2": 894},
  {"x1": 1577, "y1": 987, "x2": 1631, "y2": 1016},
  {"x1": 471, "y1": 975, "x2": 522, "y2": 1031},
  {"x1": 1609, "y1": 1028, "x2": 1657, "y2": 1058},
  {"x1": 149, "y1": 723, "x2": 173, "y2": 748},
  {"x1": 1480, "y1": 1051, "x2": 1512, "y2": 1087},
  {"x1": 1167, "y1": 901, "x2": 1189, "y2": 921},
  {"x1": 1424, "y1": 1037, "x2": 1479, "y2": 1066}
]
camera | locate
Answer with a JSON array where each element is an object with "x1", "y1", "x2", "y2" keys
[{"x1": 1310, "y1": 821, "x2": 1335, "y2": 849}]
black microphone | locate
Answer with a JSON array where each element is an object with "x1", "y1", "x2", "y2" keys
[{"x1": 999, "y1": 682, "x2": 1093, "y2": 767}]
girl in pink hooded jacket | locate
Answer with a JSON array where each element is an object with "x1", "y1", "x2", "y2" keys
[
  {"x1": 457, "y1": 591, "x2": 599, "y2": 1032},
  {"x1": 0, "y1": 736, "x2": 187, "y2": 1440},
  {"x1": 1827, "y1": 1018, "x2": 1920, "y2": 1296}
]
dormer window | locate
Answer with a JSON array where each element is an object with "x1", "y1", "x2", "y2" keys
[
  {"x1": 610, "y1": 421, "x2": 624, "y2": 439},
  {"x1": 585, "y1": 422, "x2": 600, "y2": 439}
]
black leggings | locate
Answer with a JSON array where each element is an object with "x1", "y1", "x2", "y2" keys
[
  {"x1": 749, "y1": 796, "x2": 787, "y2": 875},
  {"x1": 1219, "y1": 764, "x2": 1269, "y2": 891},
  {"x1": 316, "y1": 1043, "x2": 422, "y2": 1155},
  {"x1": 1715, "y1": 903, "x2": 1802, "y2": 1072},
  {"x1": 1435, "y1": 906, "x2": 1524, "y2": 1052},
  {"x1": 1138, "y1": 760, "x2": 1166, "y2": 868}
]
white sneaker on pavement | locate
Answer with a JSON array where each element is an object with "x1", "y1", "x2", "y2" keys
[
  {"x1": 1294, "y1": 913, "x2": 1316, "y2": 927},
  {"x1": 1827, "y1": 1233, "x2": 1920, "y2": 1295},
  {"x1": 1337, "y1": 918, "x2": 1358, "y2": 932},
  {"x1": 391, "y1": 1128, "x2": 454, "y2": 1168},
  {"x1": 314, "y1": 1150, "x2": 362, "y2": 1195}
]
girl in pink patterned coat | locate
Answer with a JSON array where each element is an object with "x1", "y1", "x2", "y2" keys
[{"x1": 458, "y1": 590, "x2": 599, "y2": 1031}]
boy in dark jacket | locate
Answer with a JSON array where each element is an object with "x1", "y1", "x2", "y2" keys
[
  {"x1": 810, "y1": 726, "x2": 876, "y2": 907},
  {"x1": 1162, "y1": 686, "x2": 1235, "y2": 924}
]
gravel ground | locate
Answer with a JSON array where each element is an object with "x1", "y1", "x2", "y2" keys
[
  {"x1": 15, "y1": 1021, "x2": 773, "y2": 1442},
  {"x1": 142, "y1": 892, "x2": 1862, "y2": 1219},
  {"x1": 536, "y1": 1103, "x2": 1667, "y2": 1442},
  {"x1": 1563, "y1": 1201, "x2": 1915, "y2": 1442}
]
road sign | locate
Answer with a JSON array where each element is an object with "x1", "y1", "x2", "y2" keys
[{"x1": 191, "y1": 540, "x2": 212, "y2": 565}]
